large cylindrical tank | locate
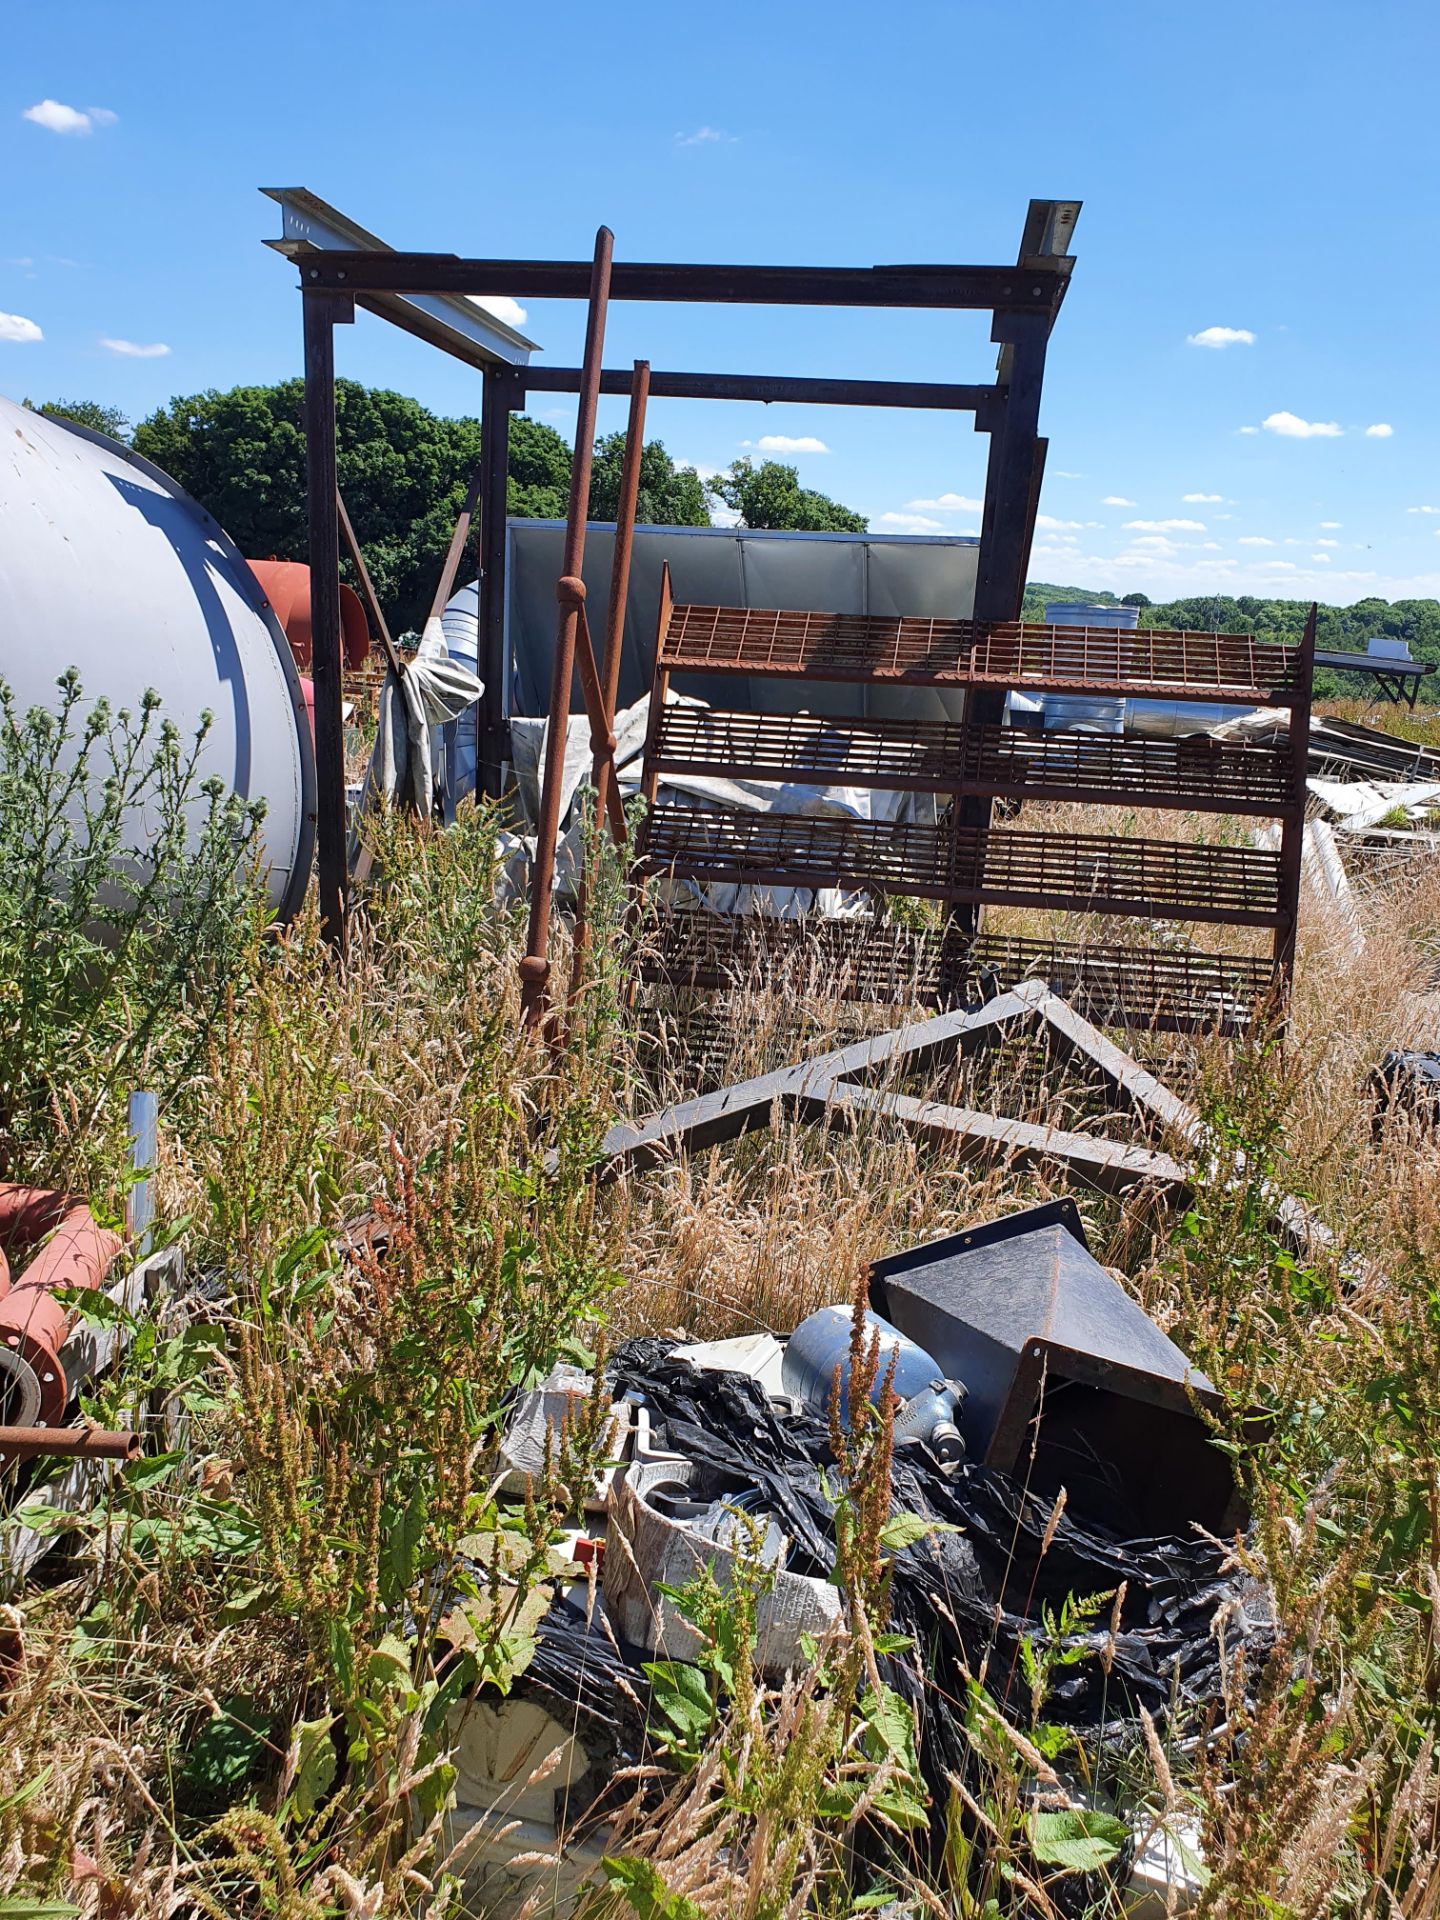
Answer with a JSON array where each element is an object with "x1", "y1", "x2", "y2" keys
[{"x1": 0, "y1": 398, "x2": 315, "y2": 918}]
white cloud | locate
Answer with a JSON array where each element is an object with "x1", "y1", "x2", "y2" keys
[
  {"x1": 23, "y1": 99, "x2": 115, "y2": 136},
  {"x1": 1124, "y1": 517, "x2": 1206, "y2": 532},
  {"x1": 1365, "y1": 422, "x2": 1394, "y2": 438},
  {"x1": 1315, "y1": 538, "x2": 1340, "y2": 548},
  {"x1": 1187, "y1": 326, "x2": 1256, "y2": 349},
  {"x1": 876, "y1": 511, "x2": 945, "y2": 534},
  {"x1": 467, "y1": 294, "x2": 527, "y2": 327},
  {"x1": 743, "y1": 434, "x2": 828, "y2": 455},
  {"x1": 1237, "y1": 536, "x2": 1275, "y2": 547},
  {"x1": 1035, "y1": 513, "x2": 1102, "y2": 531},
  {"x1": 1239, "y1": 426, "x2": 1260, "y2": 435},
  {"x1": 1051, "y1": 469, "x2": 1085, "y2": 479},
  {"x1": 1201, "y1": 540, "x2": 1222, "y2": 550},
  {"x1": 1182, "y1": 492, "x2": 1224, "y2": 503},
  {"x1": 1260, "y1": 560, "x2": 1298, "y2": 571},
  {"x1": 1128, "y1": 535, "x2": 1180, "y2": 553},
  {"x1": 1260, "y1": 411, "x2": 1343, "y2": 439},
  {"x1": 99, "y1": 336, "x2": 169, "y2": 358},
  {"x1": 1310, "y1": 553, "x2": 1331, "y2": 563},
  {"x1": 906, "y1": 491, "x2": 983, "y2": 514},
  {"x1": 1101, "y1": 495, "x2": 1136, "y2": 507},
  {"x1": 675, "y1": 125, "x2": 735, "y2": 146},
  {"x1": 0, "y1": 311, "x2": 43, "y2": 344},
  {"x1": 1321, "y1": 520, "x2": 1343, "y2": 528}
]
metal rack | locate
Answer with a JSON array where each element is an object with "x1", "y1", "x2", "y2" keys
[{"x1": 636, "y1": 597, "x2": 1314, "y2": 1031}]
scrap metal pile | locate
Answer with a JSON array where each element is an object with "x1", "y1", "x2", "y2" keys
[{"x1": 455, "y1": 1196, "x2": 1264, "y2": 1915}]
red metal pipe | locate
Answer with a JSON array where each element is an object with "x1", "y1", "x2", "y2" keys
[
  {"x1": 0, "y1": 1187, "x2": 122, "y2": 1426},
  {"x1": 520, "y1": 226, "x2": 614, "y2": 1027},
  {"x1": 246, "y1": 559, "x2": 371, "y2": 673},
  {"x1": 0, "y1": 1425, "x2": 141, "y2": 1466}
]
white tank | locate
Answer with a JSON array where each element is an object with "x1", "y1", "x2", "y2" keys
[{"x1": 0, "y1": 398, "x2": 314, "y2": 918}]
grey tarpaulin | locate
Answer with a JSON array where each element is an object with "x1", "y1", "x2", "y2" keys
[{"x1": 350, "y1": 620, "x2": 484, "y2": 867}]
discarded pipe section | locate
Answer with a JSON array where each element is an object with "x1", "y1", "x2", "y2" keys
[
  {"x1": 0, "y1": 1185, "x2": 123, "y2": 1426},
  {"x1": 0, "y1": 1425, "x2": 141, "y2": 1467}
]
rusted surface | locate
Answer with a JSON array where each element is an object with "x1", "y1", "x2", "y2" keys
[
  {"x1": 0, "y1": 1425, "x2": 140, "y2": 1466},
  {"x1": 521, "y1": 227, "x2": 614, "y2": 1027}
]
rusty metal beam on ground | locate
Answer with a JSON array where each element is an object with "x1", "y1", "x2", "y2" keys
[
  {"x1": 296, "y1": 254, "x2": 1069, "y2": 314},
  {"x1": 520, "y1": 227, "x2": 614, "y2": 1027}
]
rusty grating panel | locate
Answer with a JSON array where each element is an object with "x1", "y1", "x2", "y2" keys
[
  {"x1": 968, "y1": 621, "x2": 1305, "y2": 705},
  {"x1": 660, "y1": 606, "x2": 1306, "y2": 703},
  {"x1": 639, "y1": 909, "x2": 1272, "y2": 1034},
  {"x1": 662, "y1": 604, "x2": 976, "y2": 683},
  {"x1": 961, "y1": 725, "x2": 1295, "y2": 814},
  {"x1": 650, "y1": 704, "x2": 969, "y2": 792},
  {"x1": 949, "y1": 826, "x2": 1286, "y2": 926},
  {"x1": 640, "y1": 806, "x2": 1285, "y2": 924}
]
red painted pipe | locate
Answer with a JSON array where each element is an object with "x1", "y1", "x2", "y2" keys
[{"x1": 0, "y1": 1187, "x2": 122, "y2": 1426}]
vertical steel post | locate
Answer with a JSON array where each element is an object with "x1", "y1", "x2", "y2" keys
[
  {"x1": 520, "y1": 227, "x2": 614, "y2": 1026},
  {"x1": 126, "y1": 1089, "x2": 157, "y2": 1256},
  {"x1": 302, "y1": 288, "x2": 355, "y2": 950},
  {"x1": 952, "y1": 309, "x2": 1050, "y2": 934},
  {"x1": 476, "y1": 368, "x2": 514, "y2": 800},
  {"x1": 1273, "y1": 603, "x2": 1316, "y2": 994},
  {"x1": 593, "y1": 360, "x2": 650, "y2": 834}
]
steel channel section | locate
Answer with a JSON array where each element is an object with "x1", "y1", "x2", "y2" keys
[
  {"x1": 477, "y1": 368, "x2": 515, "y2": 800},
  {"x1": 302, "y1": 289, "x2": 355, "y2": 950},
  {"x1": 295, "y1": 253, "x2": 1069, "y2": 314},
  {"x1": 1273, "y1": 607, "x2": 1317, "y2": 987},
  {"x1": 516, "y1": 364, "x2": 998, "y2": 423}
]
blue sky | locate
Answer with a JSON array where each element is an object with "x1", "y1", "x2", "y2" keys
[{"x1": 6, "y1": 0, "x2": 1438, "y2": 606}]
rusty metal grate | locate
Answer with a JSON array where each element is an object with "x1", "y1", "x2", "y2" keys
[
  {"x1": 662, "y1": 604, "x2": 974, "y2": 682},
  {"x1": 969, "y1": 621, "x2": 1304, "y2": 704},
  {"x1": 961, "y1": 934, "x2": 1273, "y2": 1032},
  {"x1": 961, "y1": 725, "x2": 1295, "y2": 814},
  {"x1": 640, "y1": 805, "x2": 1286, "y2": 925},
  {"x1": 660, "y1": 606, "x2": 1305, "y2": 704},
  {"x1": 641, "y1": 910, "x2": 951, "y2": 1003},
  {"x1": 642, "y1": 803, "x2": 955, "y2": 896},
  {"x1": 639, "y1": 909, "x2": 1273, "y2": 1033},
  {"x1": 651, "y1": 704, "x2": 968, "y2": 792},
  {"x1": 950, "y1": 826, "x2": 1285, "y2": 925}
]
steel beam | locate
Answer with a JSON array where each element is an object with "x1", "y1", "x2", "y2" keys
[
  {"x1": 477, "y1": 368, "x2": 515, "y2": 799},
  {"x1": 296, "y1": 254, "x2": 1068, "y2": 313},
  {"x1": 302, "y1": 289, "x2": 354, "y2": 950},
  {"x1": 513, "y1": 364, "x2": 997, "y2": 421}
]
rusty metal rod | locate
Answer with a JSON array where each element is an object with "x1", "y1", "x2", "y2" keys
[
  {"x1": 569, "y1": 362, "x2": 650, "y2": 1007},
  {"x1": 0, "y1": 1425, "x2": 141, "y2": 1465},
  {"x1": 572, "y1": 604, "x2": 628, "y2": 846},
  {"x1": 337, "y1": 489, "x2": 405, "y2": 680},
  {"x1": 428, "y1": 462, "x2": 485, "y2": 627},
  {"x1": 520, "y1": 226, "x2": 613, "y2": 1028}
]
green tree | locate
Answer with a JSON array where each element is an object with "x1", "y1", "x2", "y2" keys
[
  {"x1": 588, "y1": 432, "x2": 710, "y2": 528},
  {"x1": 25, "y1": 397, "x2": 132, "y2": 442},
  {"x1": 708, "y1": 457, "x2": 866, "y2": 533},
  {"x1": 506, "y1": 414, "x2": 572, "y2": 521}
]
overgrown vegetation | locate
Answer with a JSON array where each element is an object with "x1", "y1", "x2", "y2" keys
[{"x1": 1, "y1": 672, "x2": 1439, "y2": 1915}]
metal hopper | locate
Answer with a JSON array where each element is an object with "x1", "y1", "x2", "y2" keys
[{"x1": 871, "y1": 1199, "x2": 1243, "y2": 1534}]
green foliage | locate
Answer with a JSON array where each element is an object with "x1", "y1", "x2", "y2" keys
[
  {"x1": 590, "y1": 430, "x2": 710, "y2": 528},
  {"x1": 23, "y1": 397, "x2": 132, "y2": 443},
  {"x1": 0, "y1": 670, "x2": 265, "y2": 1187},
  {"x1": 708, "y1": 456, "x2": 867, "y2": 532}
]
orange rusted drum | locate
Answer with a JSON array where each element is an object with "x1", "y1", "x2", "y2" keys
[
  {"x1": 0, "y1": 1188, "x2": 122, "y2": 1426},
  {"x1": 246, "y1": 559, "x2": 371, "y2": 673}
]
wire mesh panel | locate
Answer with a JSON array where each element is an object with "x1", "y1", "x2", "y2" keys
[
  {"x1": 959, "y1": 935, "x2": 1274, "y2": 1033},
  {"x1": 641, "y1": 804, "x2": 956, "y2": 896},
  {"x1": 662, "y1": 605, "x2": 975, "y2": 682},
  {"x1": 961, "y1": 725, "x2": 1296, "y2": 813}
]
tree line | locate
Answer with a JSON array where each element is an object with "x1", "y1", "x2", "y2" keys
[{"x1": 26, "y1": 390, "x2": 866, "y2": 634}]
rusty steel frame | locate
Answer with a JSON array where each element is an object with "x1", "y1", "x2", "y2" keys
[{"x1": 293, "y1": 202, "x2": 1078, "y2": 948}]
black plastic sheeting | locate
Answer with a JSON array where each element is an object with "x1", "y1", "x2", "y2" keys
[{"x1": 608, "y1": 1340, "x2": 1270, "y2": 1751}]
